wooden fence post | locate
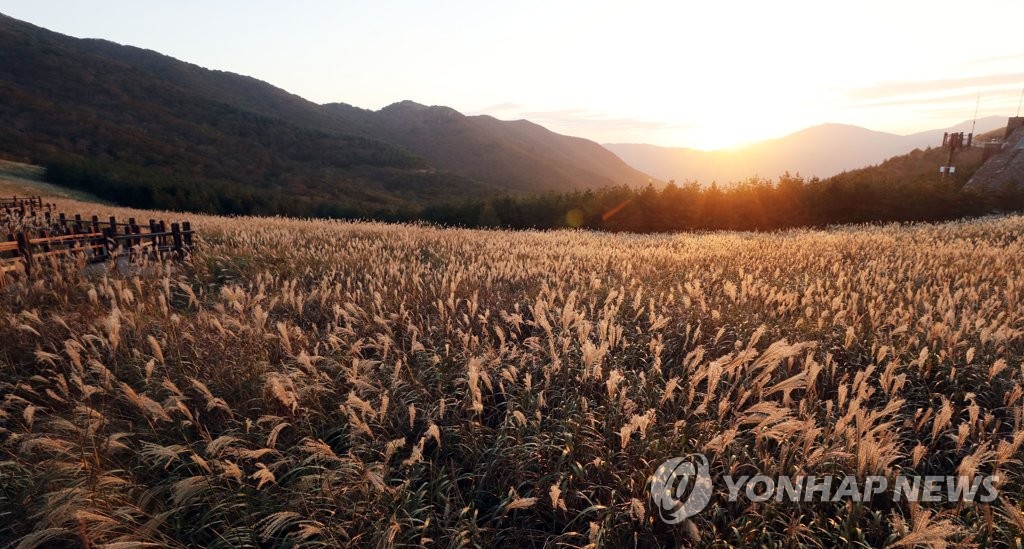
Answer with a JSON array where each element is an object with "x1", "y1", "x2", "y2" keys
[
  {"x1": 108, "y1": 216, "x2": 118, "y2": 254},
  {"x1": 15, "y1": 232, "x2": 31, "y2": 276},
  {"x1": 147, "y1": 219, "x2": 157, "y2": 251},
  {"x1": 171, "y1": 223, "x2": 183, "y2": 258},
  {"x1": 128, "y1": 218, "x2": 138, "y2": 247},
  {"x1": 158, "y1": 221, "x2": 167, "y2": 249},
  {"x1": 38, "y1": 229, "x2": 51, "y2": 254}
]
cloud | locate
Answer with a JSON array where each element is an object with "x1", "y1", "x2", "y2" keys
[
  {"x1": 966, "y1": 53, "x2": 1024, "y2": 68},
  {"x1": 848, "y1": 73, "x2": 1024, "y2": 104},
  {"x1": 847, "y1": 88, "x2": 1022, "y2": 110}
]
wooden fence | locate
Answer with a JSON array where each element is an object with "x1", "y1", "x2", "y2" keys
[
  {"x1": 1, "y1": 213, "x2": 194, "y2": 280},
  {"x1": 0, "y1": 196, "x2": 45, "y2": 209},
  {"x1": 2, "y1": 196, "x2": 56, "y2": 226}
]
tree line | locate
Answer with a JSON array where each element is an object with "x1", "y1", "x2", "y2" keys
[
  {"x1": 44, "y1": 146, "x2": 1024, "y2": 233},
  {"x1": 417, "y1": 175, "x2": 1022, "y2": 232}
]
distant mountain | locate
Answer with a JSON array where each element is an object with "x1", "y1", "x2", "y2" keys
[
  {"x1": 605, "y1": 116, "x2": 1006, "y2": 184},
  {"x1": 0, "y1": 13, "x2": 652, "y2": 217},
  {"x1": 324, "y1": 100, "x2": 652, "y2": 192}
]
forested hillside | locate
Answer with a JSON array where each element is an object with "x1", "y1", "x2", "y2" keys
[{"x1": 0, "y1": 13, "x2": 652, "y2": 217}]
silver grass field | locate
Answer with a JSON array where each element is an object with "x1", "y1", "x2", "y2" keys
[{"x1": 2, "y1": 195, "x2": 1024, "y2": 547}]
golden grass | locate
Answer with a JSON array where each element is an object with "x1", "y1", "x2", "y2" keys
[{"x1": 1, "y1": 189, "x2": 1023, "y2": 546}]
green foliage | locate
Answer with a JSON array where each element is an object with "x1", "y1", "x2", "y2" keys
[
  {"x1": 42, "y1": 159, "x2": 499, "y2": 221},
  {"x1": 44, "y1": 160, "x2": 355, "y2": 217}
]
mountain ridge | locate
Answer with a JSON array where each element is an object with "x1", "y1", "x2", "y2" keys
[
  {"x1": 0, "y1": 12, "x2": 653, "y2": 217},
  {"x1": 605, "y1": 116, "x2": 1006, "y2": 183},
  {"x1": 323, "y1": 99, "x2": 653, "y2": 192}
]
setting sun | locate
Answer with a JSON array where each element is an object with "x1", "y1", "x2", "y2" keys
[{"x1": 2, "y1": 0, "x2": 1021, "y2": 150}]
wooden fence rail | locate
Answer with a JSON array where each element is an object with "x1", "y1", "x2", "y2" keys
[
  {"x1": 2, "y1": 198, "x2": 56, "y2": 223},
  {"x1": 1, "y1": 213, "x2": 194, "y2": 279},
  {"x1": 0, "y1": 196, "x2": 44, "y2": 209}
]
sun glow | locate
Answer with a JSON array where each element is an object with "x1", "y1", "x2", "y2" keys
[
  {"x1": 683, "y1": 118, "x2": 801, "y2": 152},
  {"x1": 2, "y1": 1, "x2": 1023, "y2": 149}
]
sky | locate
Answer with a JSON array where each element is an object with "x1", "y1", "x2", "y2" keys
[{"x1": 3, "y1": 1, "x2": 1023, "y2": 150}]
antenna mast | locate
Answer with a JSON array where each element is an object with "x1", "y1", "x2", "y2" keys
[
  {"x1": 1017, "y1": 87, "x2": 1024, "y2": 117},
  {"x1": 971, "y1": 92, "x2": 980, "y2": 137}
]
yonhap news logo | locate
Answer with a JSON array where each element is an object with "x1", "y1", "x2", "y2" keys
[
  {"x1": 649, "y1": 454, "x2": 714, "y2": 524},
  {"x1": 649, "y1": 454, "x2": 999, "y2": 523}
]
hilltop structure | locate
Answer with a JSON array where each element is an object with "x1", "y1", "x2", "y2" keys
[{"x1": 965, "y1": 117, "x2": 1024, "y2": 192}]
